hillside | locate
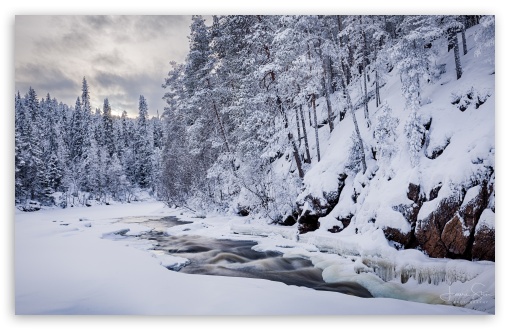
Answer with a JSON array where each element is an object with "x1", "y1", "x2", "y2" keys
[{"x1": 289, "y1": 23, "x2": 495, "y2": 262}]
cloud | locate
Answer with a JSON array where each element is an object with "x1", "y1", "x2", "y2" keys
[
  {"x1": 93, "y1": 71, "x2": 168, "y2": 116},
  {"x1": 15, "y1": 63, "x2": 80, "y2": 99},
  {"x1": 92, "y1": 49, "x2": 127, "y2": 67},
  {"x1": 15, "y1": 15, "x2": 192, "y2": 117}
]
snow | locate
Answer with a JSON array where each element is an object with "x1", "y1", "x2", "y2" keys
[
  {"x1": 476, "y1": 209, "x2": 495, "y2": 231},
  {"x1": 289, "y1": 24, "x2": 495, "y2": 276},
  {"x1": 462, "y1": 185, "x2": 482, "y2": 208},
  {"x1": 10, "y1": 19, "x2": 497, "y2": 321},
  {"x1": 15, "y1": 202, "x2": 490, "y2": 315}
]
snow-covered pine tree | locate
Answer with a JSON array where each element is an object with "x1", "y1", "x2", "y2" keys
[
  {"x1": 135, "y1": 95, "x2": 153, "y2": 188},
  {"x1": 439, "y1": 16, "x2": 464, "y2": 80},
  {"x1": 404, "y1": 110, "x2": 425, "y2": 167},
  {"x1": 392, "y1": 16, "x2": 442, "y2": 109},
  {"x1": 102, "y1": 98, "x2": 115, "y2": 156},
  {"x1": 474, "y1": 15, "x2": 495, "y2": 63},
  {"x1": 373, "y1": 102, "x2": 399, "y2": 164},
  {"x1": 20, "y1": 87, "x2": 45, "y2": 201}
]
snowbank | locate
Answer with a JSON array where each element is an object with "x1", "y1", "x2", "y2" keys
[{"x1": 15, "y1": 202, "x2": 487, "y2": 315}]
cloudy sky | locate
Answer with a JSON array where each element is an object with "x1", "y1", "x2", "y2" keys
[{"x1": 15, "y1": 15, "x2": 194, "y2": 117}]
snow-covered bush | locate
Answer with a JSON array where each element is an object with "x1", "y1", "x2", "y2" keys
[
  {"x1": 404, "y1": 110, "x2": 425, "y2": 167},
  {"x1": 345, "y1": 132, "x2": 364, "y2": 173},
  {"x1": 374, "y1": 102, "x2": 399, "y2": 164}
]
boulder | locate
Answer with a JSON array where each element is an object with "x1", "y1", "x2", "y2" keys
[
  {"x1": 415, "y1": 193, "x2": 463, "y2": 258},
  {"x1": 472, "y1": 209, "x2": 495, "y2": 261},
  {"x1": 441, "y1": 215, "x2": 470, "y2": 255},
  {"x1": 458, "y1": 185, "x2": 488, "y2": 230},
  {"x1": 297, "y1": 210, "x2": 320, "y2": 234},
  {"x1": 472, "y1": 226, "x2": 495, "y2": 261},
  {"x1": 441, "y1": 185, "x2": 488, "y2": 257},
  {"x1": 281, "y1": 215, "x2": 297, "y2": 226},
  {"x1": 383, "y1": 227, "x2": 413, "y2": 248},
  {"x1": 407, "y1": 182, "x2": 422, "y2": 204}
]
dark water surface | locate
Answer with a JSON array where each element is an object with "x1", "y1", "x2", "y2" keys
[{"x1": 121, "y1": 216, "x2": 372, "y2": 298}]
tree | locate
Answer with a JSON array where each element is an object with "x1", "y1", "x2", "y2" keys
[
  {"x1": 392, "y1": 16, "x2": 441, "y2": 110},
  {"x1": 373, "y1": 102, "x2": 399, "y2": 164},
  {"x1": 135, "y1": 95, "x2": 153, "y2": 188},
  {"x1": 102, "y1": 98, "x2": 115, "y2": 156},
  {"x1": 474, "y1": 15, "x2": 495, "y2": 63},
  {"x1": 440, "y1": 16, "x2": 464, "y2": 80},
  {"x1": 404, "y1": 110, "x2": 425, "y2": 167}
]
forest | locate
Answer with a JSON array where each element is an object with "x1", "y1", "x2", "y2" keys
[{"x1": 15, "y1": 15, "x2": 495, "y2": 231}]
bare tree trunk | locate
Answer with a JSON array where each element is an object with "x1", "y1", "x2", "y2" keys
[
  {"x1": 361, "y1": 19, "x2": 371, "y2": 128},
  {"x1": 288, "y1": 131, "x2": 304, "y2": 178},
  {"x1": 207, "y1": 78, "x2": 231, "y2": 153},
  {"x1": 323, "y1": 57, "x2": 335, "y2": 133},
  {"x1": 279, "y1": 99, "x2": 304, "y2": 178},
  {"x1": 451, "y1": 31, "x2": 463, "y2": 80},
  {"x1": 340, "y1": 72, "x2": 367, "y2": 173},
  {"x1": 311, "y1": 94, "x2": 321, "y2": 162},
  {"x1": 308, "y1": 103, "x2": 313, "y2": 127},
  {"x1": 212, "y1": 99, "x2": 230, "y2": 153},
  {"x1": 295, "y1": 105, "x2": 302, "y2": 146},
  {"x1": 318, "y1": 33, "x2": 335, "y2": 133},
  {"x1": 299, "y1": 105, "x2": 311, "y2": 164},
  {"x1": 461, "y1": 28, "x2": 467, "y2": 55},
  {"x1": 337, "y1": 15, "x2": 343, "y2": 48},
  {"x1": 374, "y1": 42, "x2": 381, "y2": 108}
]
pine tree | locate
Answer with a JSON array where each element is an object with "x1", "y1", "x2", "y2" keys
[
  {"x1": 392, "y1": 15, "x2": 441, "y2": 110},
  {"x1": 102, "y1": 98, "x2": 115, "y2": 156},
  {"x1": 404, "y1": 110, "x2": 425, "y2": 167},
  {"x1": 135, "y1": 95, "x2": 153, "y2": 188},
  {"x1": 22, "y1": 88, "x2": 45, "y2": 200},
  {"x1": 373, "y1": 102, "x2": 399, "y2": 164},
  {"x1": 440, "y1": 16, "x2": 464, "y2": 80},
  {"x1": 474, "y1": 15, "x2": 495, "y2": 63}
]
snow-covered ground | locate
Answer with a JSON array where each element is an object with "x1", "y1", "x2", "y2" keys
[{"x1": 15, "y1": 202, "x2": 491, "y2": 315}]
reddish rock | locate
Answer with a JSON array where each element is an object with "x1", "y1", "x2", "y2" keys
[
  {"x1": 472, "y1": 226, "x2": 495, "y2": 261},
  {"x1": 415, "y1": 221, "x2": 447, "y2": 258},
  {"x1": 415, "y1": 193, "x2": 462, "y2": 258},
  {"x1": 440, "y1": 185, "x2": 488, "y2": 257},
  {"x1": 458, "y1": 185, "x2": 488, "y2": 230},
  {"x1": 441, "y1": 214, "x2": 470, "y2": 255},
  {"x1": 383, "y1": 227, "x2": 412, "y2": 247},
  {"x1": 428, "y1": 184, "x2": 442, "y2": 201},
  {"x1": 392, "y1": 203, "x2": 420, "y2": 228},
  {"x1": 472, "y1": 209, "x2": 495, "y2": 261}
]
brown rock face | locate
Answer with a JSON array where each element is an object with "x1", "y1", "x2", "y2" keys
[
  {"x1": 407, "y1": 183, "x2": 422, "y2": 204},
  {"x1": 441, "y1": 185, "x2": 488, "y2": 257},
  {"x1": 383, "y1": 227, "x2": 412, "y2": 247},
  {"x1": 393, "y1": 203, "x2": 420, "y2": 228},
  {"x1": 441, "y1": 215, "x2": 470, "y2": 255},
  {"x1": 415, "y1": 194, "x2": 463, "y2": 258},
  {"x1": 297, "y1": 210, "x2": 320, "y2": 234},
  {"x1": 472, "y1": 225, "x2": 495, "y2": 261},
  {"x1": 298, "y1": 174, "x2": 348, "y2": 234},
  {"x1": 459, "y1": 185, "x2": 488, "y2": 230}
]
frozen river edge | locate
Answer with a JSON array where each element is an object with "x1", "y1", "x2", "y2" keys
[{"x1": 15, "y1": 202, "x2": 491, "y2": 315}]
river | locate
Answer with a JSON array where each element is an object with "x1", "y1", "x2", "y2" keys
[{"x1": 110, "y1": 216, "x2": 372, "y2": 298}]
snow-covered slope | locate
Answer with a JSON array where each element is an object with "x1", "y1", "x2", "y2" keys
[{"x1": 288, "y1": 24, "x2": 494, "y2": 263}]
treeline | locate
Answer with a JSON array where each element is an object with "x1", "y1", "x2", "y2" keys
[
  {"x1": 160, "y1": 15, "x2": 494, "y2": 220},
  {"x1": 15, "y1": 78, "x2": 164, "y2": 207},
  {"x1": 15, "y1": 15, "x2": 494, "y2": 215}
]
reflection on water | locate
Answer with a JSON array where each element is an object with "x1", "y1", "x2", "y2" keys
[{"x1": 119, "y1": 216, "x2": 372, "y2": 298}]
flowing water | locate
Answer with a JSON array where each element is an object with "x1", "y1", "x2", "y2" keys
[{"x1": 113, "y1": 216, "x2": 372, "y2": 298}]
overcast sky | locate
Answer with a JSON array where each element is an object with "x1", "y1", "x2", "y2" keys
[{"x1": 15, "y1": 15, "x2": 194, "y2": 117}]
